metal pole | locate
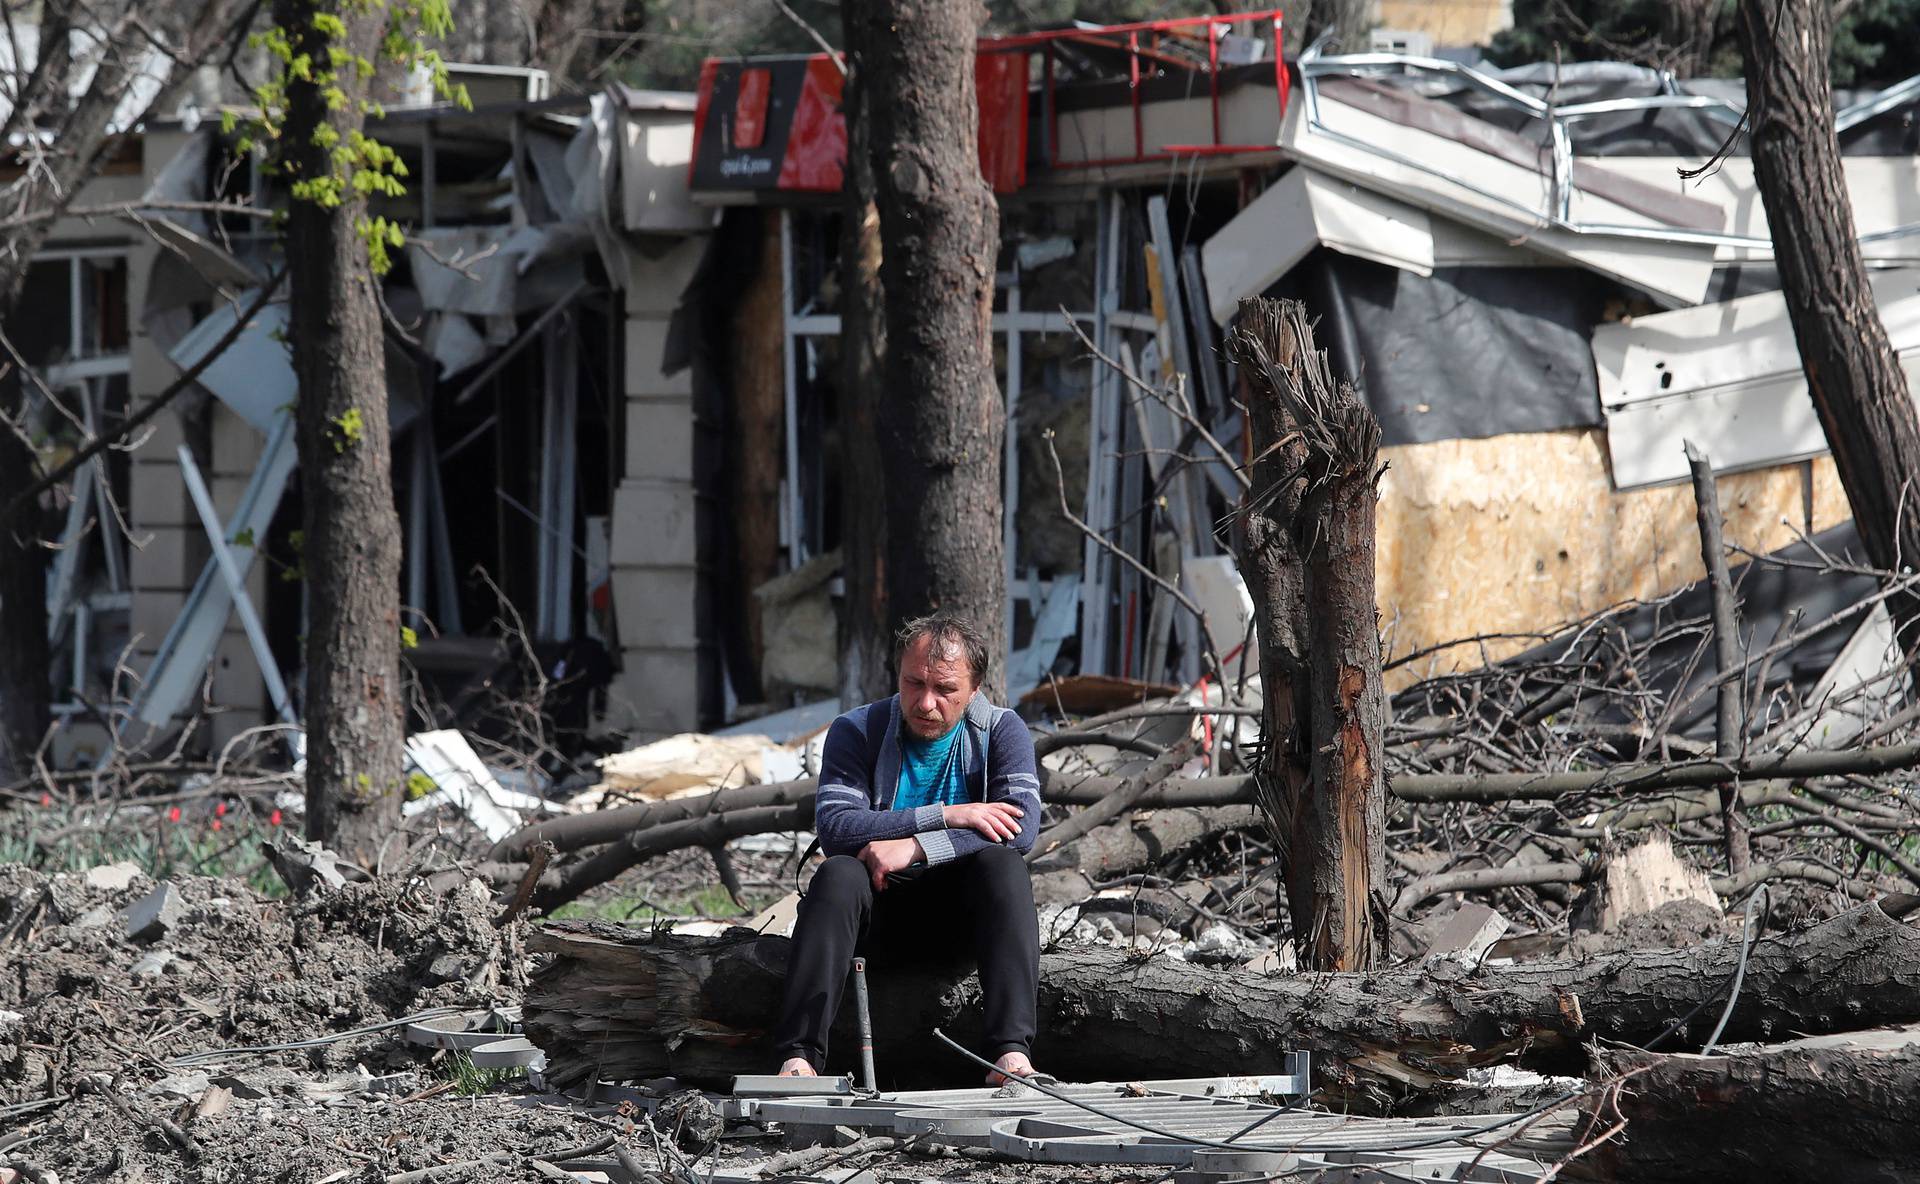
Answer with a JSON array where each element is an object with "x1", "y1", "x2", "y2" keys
[
  {"x1": 177, "y1": 445, "x2": 301, "y2": 756},
  {"x1": 850, "y1": 957, "x2": 877, "y2": 1092}
]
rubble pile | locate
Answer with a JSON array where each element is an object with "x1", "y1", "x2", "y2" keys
[{"x1": 0, "y1": 863, "x2": 524, "y2": 1107}]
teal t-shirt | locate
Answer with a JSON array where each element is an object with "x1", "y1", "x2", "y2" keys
[{"x1": 891, "y1": 721, "x2": 970, "y2": 812}]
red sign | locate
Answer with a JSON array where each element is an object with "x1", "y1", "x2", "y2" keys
[{"x1": 691, "y1": 54, "x2": 1029, "y2": 195}]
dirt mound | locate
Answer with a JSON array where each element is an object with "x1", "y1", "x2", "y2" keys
[
  {"x1": 0, "y1": 862, "x2": 526, "y2": 1107},
  {"x1": 1564, "y1": 897, "x2": 1729, "y2": 959}
]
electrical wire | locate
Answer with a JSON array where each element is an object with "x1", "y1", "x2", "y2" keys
[
  {"x1": 1642, "y1": 884, "x2": 1771, "y2": 1053},
  {"x1": 0, "y1": 1093, "x2": 70, "y2": 1121},
  {"x1": 1702, "y1": 885, "x2": 1770, "y2": 1055},
  {"x1": 931, "y1": 1029, "x2": 1600, "y2": 1157},
  {"x1": 163, "y1": 1005, "x2": 468, "y2": 1068}
]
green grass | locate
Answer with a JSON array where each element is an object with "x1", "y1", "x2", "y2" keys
[
  {"x1": 549, "y1": 882, "x2": 762, "y2": 923},
  {"x1": 0, "y1": 799, "x2": 290, "y2": 897},
  {"x1": 436, "y1": 1049, "x2": 523, "y2": 1096}
]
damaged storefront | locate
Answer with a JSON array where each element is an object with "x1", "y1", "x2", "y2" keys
[
  {"x1": 42, "y1": 74, "x2": 722, "y2": 772},
  {"x1": 686, "y1": 21, "x2": 1920, "y2": 725},
  {"x1": 34, "y1": 17, "x2": 1920, "y2": 763}
]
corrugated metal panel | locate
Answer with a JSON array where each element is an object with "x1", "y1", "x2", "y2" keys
[{"x1": 1280, "y1": 77, "x2": 1722, "y2": 307}]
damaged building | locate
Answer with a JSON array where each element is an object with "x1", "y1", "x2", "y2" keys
[{"x1": 24, "y1": 11, "x2": 1920, "y2": 769}]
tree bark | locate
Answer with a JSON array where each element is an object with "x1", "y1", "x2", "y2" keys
[
  {"x1": 1227, "y1": 345, "x2": 1316, "y2": 967},
  {"x1": 276, "y1": 0, "x2": 406, "y2": 865},
  {"x1": 1738, "y1": 0, "x2": 1920, "y2": 665},
  {"x1": 1230, "y1": 297, "x2": 1387, "y2": 970},
  {"x1": 1590, "y1": 1028, "x2": 1920, "y2": 1183},
  {"x1": 523, "y1": 902, "x2": 1920, "y2": 1091},
  {"x1": 850, "y1": 0, "x2": 1006, "y2": 700},
  {"x1": 836, "y1": 28, "x2": 892, "y2": 708},
  {"x1": 1685, "y1": 440, "x2": 1752, "y2": 875},
  {"x1": 726, "y1": 209, "x2": 786, "y2": 701}
]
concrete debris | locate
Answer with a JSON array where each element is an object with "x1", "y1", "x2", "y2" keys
[
  {"x1": 194, "y1": 1084, "x2": 235, "y2": 1120},
  {"x1": 260, "y1": 837, "x2": 354, "y2": 896},
  {"x1": 130, "y1": 948, "x2": 176, "y2": 978},
  {"x1": 354, "y1": 1067, "x2": 420, "y2": 1096},
  {"x1": 148, "y1": 1071, "x2": 212, "y2": 1099},
  {"x1": 122, "y1": 881, "x2": 184, "y2": 943},
  {"x1": 83, "y1": 861, "x2": 142, "y2": 891},
  {"x1": 1422, "y1": 902, "x2": 1508, "y2": 965}
]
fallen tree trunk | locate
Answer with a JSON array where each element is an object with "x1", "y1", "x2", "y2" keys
[
  {"x1": 1588, "y1": 1026, "x2": 1920, "y2": 1183},
  {"x1": 490, "y1": 798, "x2": 1262, "y2": 913},
  {"x1": 489, "y1": 742, "x2": 1920, "y2": 866},
  {"x1": 1031, "y1": 804, "x2": 1258, "y2": 881},
  {"x1": 485, "y1": 775, "x2": 1257, "y2": 863},
  {"x1": 523, "y1": 902, "x2": 1920, "y2": 1091},
  {"x1": 1394, "y1": 742, "x2": 1920, "y2": 803}
]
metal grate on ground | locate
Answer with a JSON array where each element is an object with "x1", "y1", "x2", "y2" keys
[{"x1": 724, "y1": 1071, "x2": 1554, "y2": 1180}]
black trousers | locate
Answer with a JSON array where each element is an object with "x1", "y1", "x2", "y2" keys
[{"x1": 770, "y1": 845, "x2": 1040, "y2": 1072}]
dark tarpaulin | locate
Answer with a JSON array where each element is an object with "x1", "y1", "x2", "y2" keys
[{"x1": 1282, "y1": 249, "x2": 1619, "y2": 447}]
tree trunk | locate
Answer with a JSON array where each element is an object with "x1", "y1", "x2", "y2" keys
[
  {"x1": 523, "y1": 902, "x2": 1920, "y2": 1091},
  {"x1": 1230, "y1": 297, "x2": 1386, "y2": 970},
  {"x1": 1302, "y1": 469, "x2": 1388, "y2": 969},
  {"x1": 1228, "y1": 359, "x2": 1317, "y2": 964},
  {"x1": 1590, "y1": 1028, "x2": 1920, "y2": 1183},
  {"x1": 726, "y1": 210, "x2": 786, "y2": 702},
  {"x1": 850, "y1": 0, "x2": 1006, "y2": 701},
  {"x1": 836, "y1": 30, "x2": 891, "y2": 708},
  {"x1": 1685, "y1": 440, "x2": 1752, "y2": 874},
  {"x1": 276, "y1": 0, "x2": 406, "y2": 865},
  {"x1": 1738, "y1": 0, "x2": 1920, "y2": 665},
  {"x1": 0, "y1": 435, "x2": 52, "y2": 782},
  {"x1": 1662, "y1": 0, "x2": 1722, "y2": 78}
]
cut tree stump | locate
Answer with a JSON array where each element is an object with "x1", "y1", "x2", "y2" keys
[
  {"x1": 523, "y1": 902, "x2": 1920, "y2": 1092},
  {"x1": 1589, "y1": 1025, "x2": 1920, "y2": 1182}
]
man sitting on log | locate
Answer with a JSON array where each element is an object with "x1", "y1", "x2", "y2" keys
[{"x1": 773, "y1": 614, "x2": 1043, "y2": 1084}]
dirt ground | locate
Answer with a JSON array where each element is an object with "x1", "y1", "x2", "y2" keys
[
  {"x1": 0, "y1": 858, "x2": 1169, "y2": 1183},
  {"x1": 0, "y1": 843, "x2": 1690, "y2": 1183}
]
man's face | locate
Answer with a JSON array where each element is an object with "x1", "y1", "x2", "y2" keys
[{"x1": 897, "y1": 634, "x2": 977, "y2": 740}]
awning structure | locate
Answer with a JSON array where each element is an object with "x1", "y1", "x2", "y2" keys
[
  {"x1": 1279, "y1": 64, "x2": 1726, "y2": 308},
  {"x1": 1202, "y1": 164, "x2": 1434, "y2": 324}
]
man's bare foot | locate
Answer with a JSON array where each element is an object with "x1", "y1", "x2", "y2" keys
[
  {"x1": 985, "y1": 1050, "x2": 1037, "y2": 1087},
  {"x1": 777, "y1": 1057, "x2": 817, "y2": 1077}
]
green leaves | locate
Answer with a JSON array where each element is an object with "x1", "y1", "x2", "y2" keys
[
  {"x1": 242, "y1": 0, "x2": 467, "y2": 275},
  {"x1": 329, "y1": 407, "x2": 365, "y2": 452}
]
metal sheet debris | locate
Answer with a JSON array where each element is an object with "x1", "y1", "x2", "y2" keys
[
  {"x1": 1284, "y1": 55, "x2": 1722, "y2": 308},
  {"x1": 1593, "y1": 269, "x2": 1920, "y2": 489},
  {"x1": 720, "y1": 1062, "x2": 1552, "y2": 1178},
  {"x1": 1202, "y1": 165, "x2": 1435, "y2": 324}
]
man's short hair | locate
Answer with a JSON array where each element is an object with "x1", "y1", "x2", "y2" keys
[{"x1": 894, "y1": 614, "x2": 990, "y2": 688}]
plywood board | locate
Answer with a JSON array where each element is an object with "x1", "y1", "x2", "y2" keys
[{"x1": 1375, "y1": 428, "x2": 1851, "y2": 690}]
